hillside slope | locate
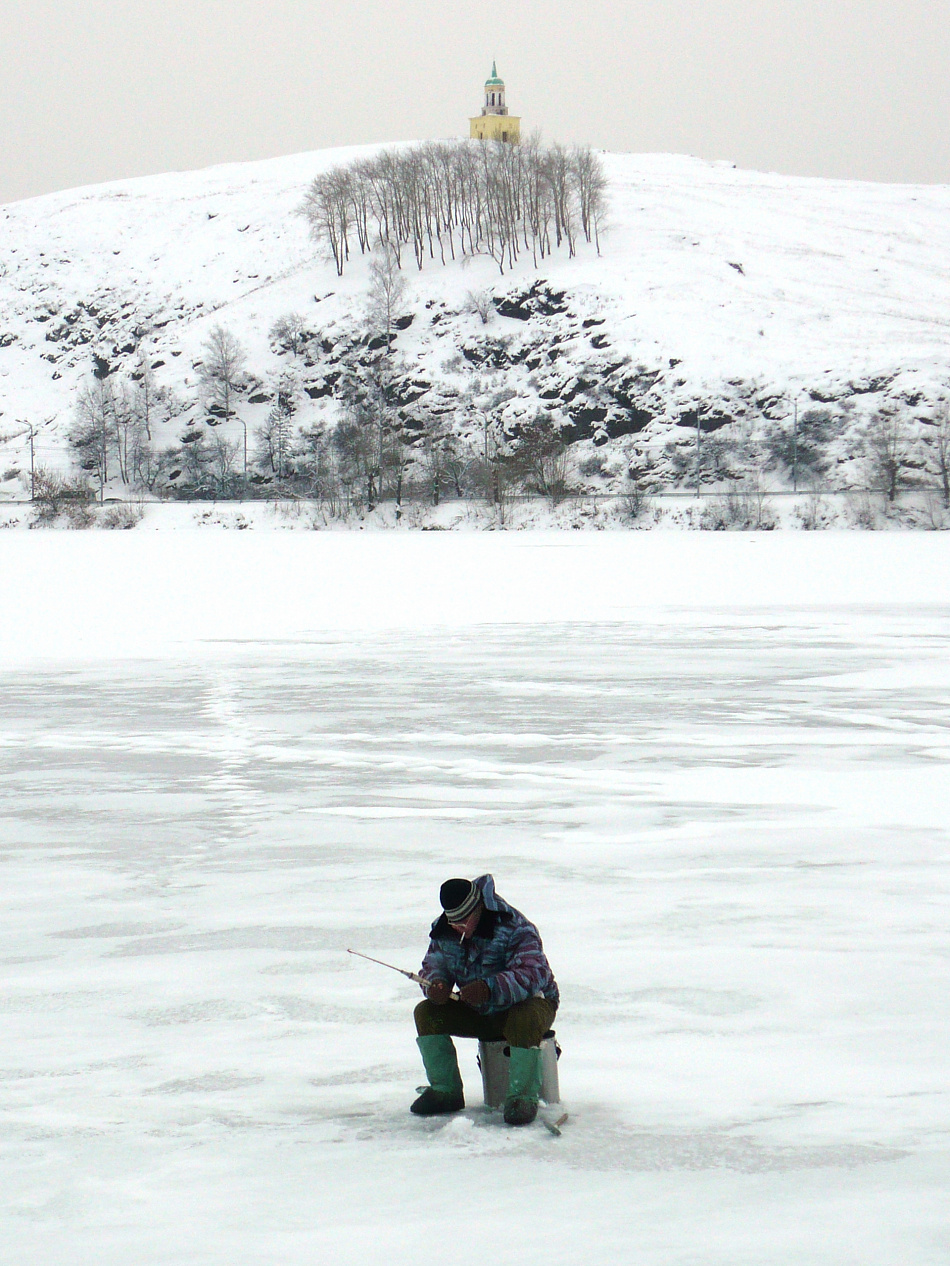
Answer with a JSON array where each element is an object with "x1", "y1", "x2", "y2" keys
[{"x1": 2, "y1": 144, "x2": 949, "y2": 511}]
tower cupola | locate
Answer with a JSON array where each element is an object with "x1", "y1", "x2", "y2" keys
[
  {"x1": 483, "y1": 62, "x2": 507, "y2": 115},
  {"x1": 469, "y1": 63, "x2": 521, "y2": 143}
]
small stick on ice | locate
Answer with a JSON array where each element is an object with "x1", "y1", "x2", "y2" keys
[{"x1": 543, "y1": 1112, "x2": 569, "y2": 1137}]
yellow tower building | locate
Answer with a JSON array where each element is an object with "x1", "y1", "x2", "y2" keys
[{"x1": 469, "y1": 63, "x2": 521, "y2": 143}]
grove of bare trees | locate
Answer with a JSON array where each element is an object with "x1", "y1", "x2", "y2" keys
[{"x1": 300, "y1": 138, "x2": 607, "y2": 276}]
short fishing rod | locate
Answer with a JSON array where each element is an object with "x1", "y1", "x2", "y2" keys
[{"x1": 347, "y1": 948, "x2": 459, "y2": 998}]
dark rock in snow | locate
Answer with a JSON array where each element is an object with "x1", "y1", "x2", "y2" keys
[
  {"x1": 677, "y1": 408, "x2": 734, "y2": 432},
  {"x1": 495, "y1": 281, "x2": 569, "y2": 321},
  {"x1": 848, "y1": 374, "x2": 897, "y2": 396}
]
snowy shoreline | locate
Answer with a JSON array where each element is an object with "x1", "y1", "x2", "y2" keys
[{"x1": 3, "y1": 485, "x2": 949, "y2": 532}]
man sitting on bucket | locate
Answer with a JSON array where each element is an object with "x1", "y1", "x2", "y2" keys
[{"x1": 412, "y1": 874, "x2": 559, "y2": 1126}]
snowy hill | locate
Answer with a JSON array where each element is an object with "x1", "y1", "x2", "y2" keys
[{"x1": 2, "y1": 143, "x2": 950, "y2": 518}]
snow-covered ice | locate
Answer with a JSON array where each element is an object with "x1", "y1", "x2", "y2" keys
[{"x1": 1, "y1": 532, "x2": 948, "y2": 1264}]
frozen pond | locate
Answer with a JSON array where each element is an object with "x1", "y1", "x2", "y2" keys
[{"x1": 1, "y1": 605, "x2": 948, "y2": 1264}]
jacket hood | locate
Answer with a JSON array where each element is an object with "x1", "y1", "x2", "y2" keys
[{"x1": 474, "y1": 873, "x2": 498, "y2": 911}]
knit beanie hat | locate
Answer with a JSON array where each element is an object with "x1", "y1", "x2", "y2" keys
[{"x1": 440, "y1": 878, "x2": 481, "y2": 922}]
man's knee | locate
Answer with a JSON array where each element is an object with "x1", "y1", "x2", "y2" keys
[
  {"x1": 414, "y1": 1000, "x2": 444, "y2": 1036},
  {"x1": 503, "y1": 998, "x2": 556, "y2": 1048}
]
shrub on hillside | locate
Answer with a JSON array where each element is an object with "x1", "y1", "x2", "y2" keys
[
  {"x1": 30, "y1": 468, "x2": 95, "y2": 528},
  {"x1": 100, "y1": 503, "x2": 144, "y2": 530},
  {"x1": 699, "y1": 485, "x2": 776, "y2": 530},
  {"x1": 763, "y1": 408, "x2": 841, "y2": 480}
]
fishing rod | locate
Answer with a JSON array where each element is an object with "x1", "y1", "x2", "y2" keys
[
  {"x1": 347, "y1": 948, "x2": 459, "y2": 998},
  {"x1": 347, "y1": 948, "x2": 432, "y2": 986}
]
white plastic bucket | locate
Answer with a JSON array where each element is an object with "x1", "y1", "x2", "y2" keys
[{"x1": 477, "y1": 1031, "x2": 560, "y2": 1108}]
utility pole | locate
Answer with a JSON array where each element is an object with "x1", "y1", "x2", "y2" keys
[
  {"x1": 15, "y1": 420, "x2": 35, "y2": 500},
  {"x1": 277, "y1": 386, "x2": 287, "y2": 482},
  {"x1": 482, "y1": 410, "x2": 496, "y2": 504},
  {"x1": 695, "y1": 413, "x2": 702, "y2": 497},
  {"x1": 792, "y1": 397, "x2": 799, "y2": 494},
  {"x1": 240, "y1": 418, "x2": 248, "y2": 495}
]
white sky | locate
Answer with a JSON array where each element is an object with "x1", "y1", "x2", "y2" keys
[{"x1": 2, "y1": 0, "x2": 949, "y2": 203}]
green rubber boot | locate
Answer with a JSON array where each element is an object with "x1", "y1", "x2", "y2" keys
[
  {"x1": 504, "y1": 1045, "x2": 543, "y2": 1126},
  {"x1": 411, "y1": 1035, "x2": 465, "y2": 1116}
]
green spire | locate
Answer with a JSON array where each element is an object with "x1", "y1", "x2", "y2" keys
[{"x1": 485, "y1": 61, "x2": 504, "y2": 86}]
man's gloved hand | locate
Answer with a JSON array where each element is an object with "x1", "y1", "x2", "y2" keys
[
  {"x1": 458, "y1": 980, "x2": 491, "y2": 1007},
  {"x1": 425, "y1": 980, "x2": 451, "y2": 1005}
]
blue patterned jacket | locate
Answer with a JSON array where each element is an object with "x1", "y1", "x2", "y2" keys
[{"x1": 420, "y1": 874, "x2": 559, "y2": 1015}]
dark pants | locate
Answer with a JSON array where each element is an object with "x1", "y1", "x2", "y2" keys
[{"x1": 414, "y1": 996, "x2": 556, "y2": 1049}]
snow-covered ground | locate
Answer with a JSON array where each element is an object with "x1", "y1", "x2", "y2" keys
[
  {"x1": 5, "y1": 145, "x2": 950, "y2": 401},
  {"x1": 3, "y1": 145, "x2": 950, "y2": 505},
  {"x1": 1, "y1": 532, "x2": 948, "y2": 1263}
]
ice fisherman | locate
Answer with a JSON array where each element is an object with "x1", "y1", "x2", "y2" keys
[{"x1": 411, "y1": 874, "x2": 559, "y2": 1126}]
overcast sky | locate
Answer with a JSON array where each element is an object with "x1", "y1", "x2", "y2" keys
[{"x1": 2, "y1": 0, "x2": 949, "y2": 204}]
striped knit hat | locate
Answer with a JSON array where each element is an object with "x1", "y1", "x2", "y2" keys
[{"x1": 440, "y1": 878, "x2": 481, "y2": 923}]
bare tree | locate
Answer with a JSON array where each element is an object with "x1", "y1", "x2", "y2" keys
[
  {"x1": 178, "y1": 428, "x2": 214, "y2": 494},
  {"x1": 332, "y1": 408, "x2": 378, "y2": 508},
  {"x1": 544, "y1": 143, "x2": 577, "y2": 258},
  {"x1": 31, "y1": 467, "x2": 94, "y2": 525},
  {"x1": 387, "y1": 429, "x2": 412, "y2": 517},
  {"x1": 297, "y1": 423, "x2": 341, "y2": 507},
  {"x1": 472, "y1": 409, "x2": 514, "y2": 516},
  {"x1": 863, "y1": 410, "x2": 909, "y2": 503},
  {"x1": 209, "y1": 431, "x2": 241, "y2": 495},
  {"x1": 465, "y1": 289, "x2": 494, "y2": 325},
  {"x1": 419, "y1": 417, "x2": 455, "y2": 505},
  {"x1": 133, "y1": 347, "x2": 159, "y2": 442},
  {"x1": 367, "y1": 244, "x2": 408, "y2": 355},
  {"x1": 129, "y1": 424, "x2": 165, "y2": 492},
  {"x1": 619, "y1": 470, "x2": 654, "y2": 522},
  {"x1": 108, "y1": 380, "x2": 138, "y2": 485},
  {"x1": 70, "y1": 378, "x2": 115, "y2": 496},
  {"x1": 270, "y1": 313, "x2": 308, "y2": 357},
  {"x1": 510, "y1": 414, "x2": 572, "y2": 504},
  {"x1": 570, "y1": 144, "x2": 608, "y2": 253},
  {"x1": 278, "y1": 373, "x2": 300, "y2": 480},
  {"x1": 256, "y1": 387, "x2": 296, "y2": 481},
  {"x1": 922, "y1": 404, "x2": 950, "y2": 508},
  {"x1": 198, "y1": 325, "x2": 246, "y2": 427},
  {"x1": 444, "y1": 438, "x2": 475, "y2": 500}
]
